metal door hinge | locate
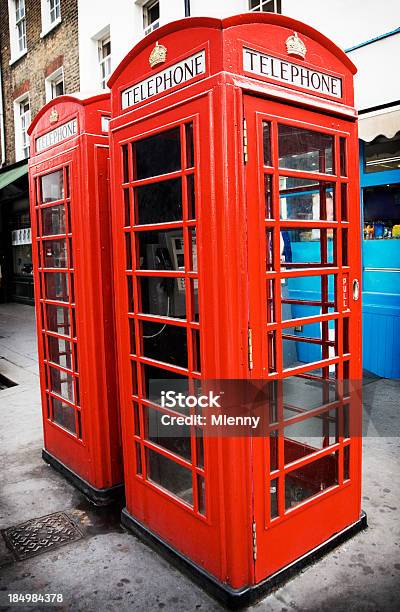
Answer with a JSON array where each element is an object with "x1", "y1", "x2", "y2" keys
[
  {"x1": 243, "y1": 118, "x2": 248, "y2": 163},
  {"x1": 248, "y1": 327, "x2": 253, "y2": 370},
  {"x1": 252, "y1": 520, "x2": 257, "y2": 560}
]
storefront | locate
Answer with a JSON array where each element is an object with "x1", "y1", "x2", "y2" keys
[
  {"x1": 0, "y1": 161, "x2": 33, "y2": 304},
  {"x1": 359, "y1": 106, "x2": 400, "y2": 377}
]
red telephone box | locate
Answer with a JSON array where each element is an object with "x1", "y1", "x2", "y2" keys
[
  {"x1": 28, "y1": 94, "x2": 123, "y2": 505},
  {"x1": 108, "y1": 14, "x2": 366, "y2": 605}
]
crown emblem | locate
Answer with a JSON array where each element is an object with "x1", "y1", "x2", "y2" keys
[
  {"x1": 285, "y1": 31, "x2": 307, "y2": 60},
  {"x1": 49, "y1": 108, "x2": 58, "y2": 123},
  {"x1": 149, "y1": 42, "x2": 167, "y2": 68}
]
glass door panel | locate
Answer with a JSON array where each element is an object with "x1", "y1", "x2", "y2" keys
[
  {"x1": 34, "y1": 166, "x2": 82, "y2": 438},
  {"x1": 245, "y1": 94, "x2": 361, "y2": 582},
  {"x1": 123, "y1": 120, "x2": 205, "y2": 517}
]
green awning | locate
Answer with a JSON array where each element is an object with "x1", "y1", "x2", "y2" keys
[{"x1": 0, "y1": 163, "x2": 28, "y2": 191}]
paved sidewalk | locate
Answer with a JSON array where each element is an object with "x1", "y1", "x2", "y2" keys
[{"x1": 0, "y1": 303, "x2": 399, "y2": 611}]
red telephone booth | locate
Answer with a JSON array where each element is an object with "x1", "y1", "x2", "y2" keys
[
  {"x1": 109, "y1": 14, "x2": 366, "y2": 605},
  {"x1": 28, "y1": 94, "x2": 123, "y2": 505}
]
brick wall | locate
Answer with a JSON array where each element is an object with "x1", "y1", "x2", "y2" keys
[{"x1": 0, "y1": 0, "x2": 79, "y2": 166}]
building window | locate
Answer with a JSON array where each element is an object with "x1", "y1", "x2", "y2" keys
[
  {"x1": 248, "y1": 0, "x2": 281, "y2": 13},
  {"x1": 364, "y1": 132, "x2": 400, "y2": 173},
  {"x1": 14, "y1": 95, "x2": 31, "y2": 161},
  {"x1": 143, "y1": 0, "x2": 160, "y2": 35},
  {"x1": 98, "y1": 37, "x2": 111, "y2": 89},
  {"x1": 40, "y1": 0, "x2": 61, "y2": 37},
  {"x1": 363, "y1": 185, "x2": 400, "y2": 240},
  {"x1": 45, "y1": 67, "x2": 65, "y2": 102},
  {"x1": 8, "y1": 0, "x2": 27, "y2": 61},
  {"x1": 49, "y1": 0, "x2": 61, "y2": 24}
]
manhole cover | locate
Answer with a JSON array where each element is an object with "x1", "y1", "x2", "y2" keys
[{"x1": 2, "y1": 512, "x2": 84, "y2": 561}]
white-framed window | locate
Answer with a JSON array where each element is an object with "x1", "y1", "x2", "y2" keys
[
  {"x1": 45, "y1": 67, "x2": 64, "y2": 102},
  {"x1": 14, "y1": 94, "x2": 31, "y2": 161},
  {"x1": 143, "y1": 0, "x2": 160, "y2": 36},
  {"x1": 248, "y1": 0, "x2": 281, "y2": 13},
  {"x1": 98, "y1": 36, "x2": 111, "y2": 89},
  {"x1": 8, "y1": 0, "x2": 27, "y2": 63},
  {"x1": 40, "y1": 0, "x2": 62, "y2": 37}
]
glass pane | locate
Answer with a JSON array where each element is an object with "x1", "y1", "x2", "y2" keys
[
  {"x1": 281, "y1": 274, "x2": 335, "y2": 321},
  {"x1": 265, "y1": 174, "x2": 273, "y2": 218},
  {"x1": 135, "y1": 178, "x2": 182, "y2": 225},
  {"x1": 187, "y1": 174, "x2": 196, "y2": 219},
  {"x1": 263, "y1": 121, "x2": 272, "y2": 166},
  {"x1": 145, "y1": 406, "x2": 192, "y2": 461},
  {"x1": 282, "y1": 377, "x2": 338, "y2": 415},
  {"x1": 44, "y1": 272, "x2": 69, "y2": 302},
  {"x1": 279, "y1": 177, "x2": 335, "y2": 220},
  {"x1": 340, "y1": 137, "x2": 347, "y2": 176},
  {"x1": 49, "y1": 367, "x2": 75, "y2": 403},
  {"x1": 197, "y1": 475, "x2": 206, "y2": 515},
  {"x1": 41, "y1": 170, "x2": 64, "y2": 203},
  {"x1": 185, "y1": 123, "x2": 194, "y2": 168},
  {"x1": 142, "y1": 322, "x2": 188, "y2": 369},
  {"x1": 48, "y1": 336, "x2": 72, "y2": 370},
  {"x1": 192, "y1": 329, "x2": 201, "y2": 372},
  {"x1": 270, "y1": 430, "x2": 278, "y2": 471},
  {"x1": 143, "y1": 364, "x2": 189, "y2": 411},
  {"x1": 282, "y1": 321, "x2": 337, "y2": 370},
  {"x1": 344, "y1": 445, "x2": 350, "y2": 480},
  {"x1": 139, "y1": 276, "x2": 186, "y2": 319},
  {"x1": 138, "y1": 230, "x2": 184, "y2": 271},
  {"x1": 363, "y1": 184, "x2": 400, "y2": 239},
  {"x1": 41, "y1": 205, "x2": 66, "y2": 236},
  {"x1": 285, "y1": 451, "x2": 338, "y2": 509},
  {"x1": 270, "y1": 477, "x2": 278, "y2": 519},
  {"x1": 135, "y1": 442, "x2": 143, "y2": 475},
  {"x1": 146, "y1": 448, "x2": 193, "y2": 505},
  {"x1": 278, "y1": 125, "x2": 334, "y2": 174},
  {"x1": 284, "y1": 409, "x2": 338, "y2": 464},
  {"x1": 43, "y1": 239, "x2": 67, "y2": 268},
  {"x1": 52, "y1": 397, "x2": 76, "y2": 433},
  {"x1": 133, "y1": 127, "x2": 181, "y2": 180},
  {"x1": 280, "y1": 228, "x2": 335, "y2": 269},
  {"x1": 190, "y1": 279, "x2": 199, "y2": 322},
  {"x1": 46, "y1": 305, "x2": 70, "y2": 336}
]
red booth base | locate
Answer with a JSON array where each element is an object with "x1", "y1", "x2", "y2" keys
[
  {"x1": 121, "y1": 508, "x2": 367, "y2": 609},
  {"x1": 42, "y1": 450, "x2": 124, "y2": 507}
]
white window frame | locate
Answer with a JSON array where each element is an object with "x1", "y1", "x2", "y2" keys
[
  {"x1": 248, "y1": 0, "x2": 281, "y2": 13},
  {"x1": 45, "y1": 67, "x2": 65, "y2": 102},
  {"x1": 14, "y1": 93, "x2": 31, "y2": 161},
  {"x1": 40, "y1": 0, "x2": 62, "y2": 38},
  {"x1": 142, "y1": 0, "x2": 160, "y2": 36},
  {"x1": 8, "y1": 0, "x2": 27, "y2": 64},
  {"x1": 98, "y1": 36, "x2": 111, "y2": 90}
]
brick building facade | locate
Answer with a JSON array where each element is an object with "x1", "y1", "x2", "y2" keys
[{"x1": 0, "y1": 0, "x2": 79, "y2": 303}]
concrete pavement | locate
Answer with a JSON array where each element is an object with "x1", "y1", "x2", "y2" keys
[{"x1": 0, "y1": 303, "x2": 399, "y2": 611}]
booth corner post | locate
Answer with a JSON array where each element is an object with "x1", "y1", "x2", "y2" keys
[
  {"x1": 109, "y1": 11, "x2": 364, "y2": 605},
  {"x1": 28, "y1": 94, "x2": 124, "y2": 506}
]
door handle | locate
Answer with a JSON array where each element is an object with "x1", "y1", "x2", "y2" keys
[{"x1": 352, "y1": 278, "x2": 360, "y2": 301}]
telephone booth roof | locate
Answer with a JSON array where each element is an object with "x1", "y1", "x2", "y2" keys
[
  {"x1": 28, "y1": 92, "x2": 110, "y2": 158},
  {"x1": 108, "y1": 13, "x2": 357, "y2": 122}
]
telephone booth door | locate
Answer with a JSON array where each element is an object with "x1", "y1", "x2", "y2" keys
[
  {"x1": 28, "y1": 95, "x2": 123, "y2": 505},
  {"x1": 244, "y1": 95, "x2": 363, "y2": 581},
  {"x1": 109, "y1": 13, "x2": 365, "y2": 605}
]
